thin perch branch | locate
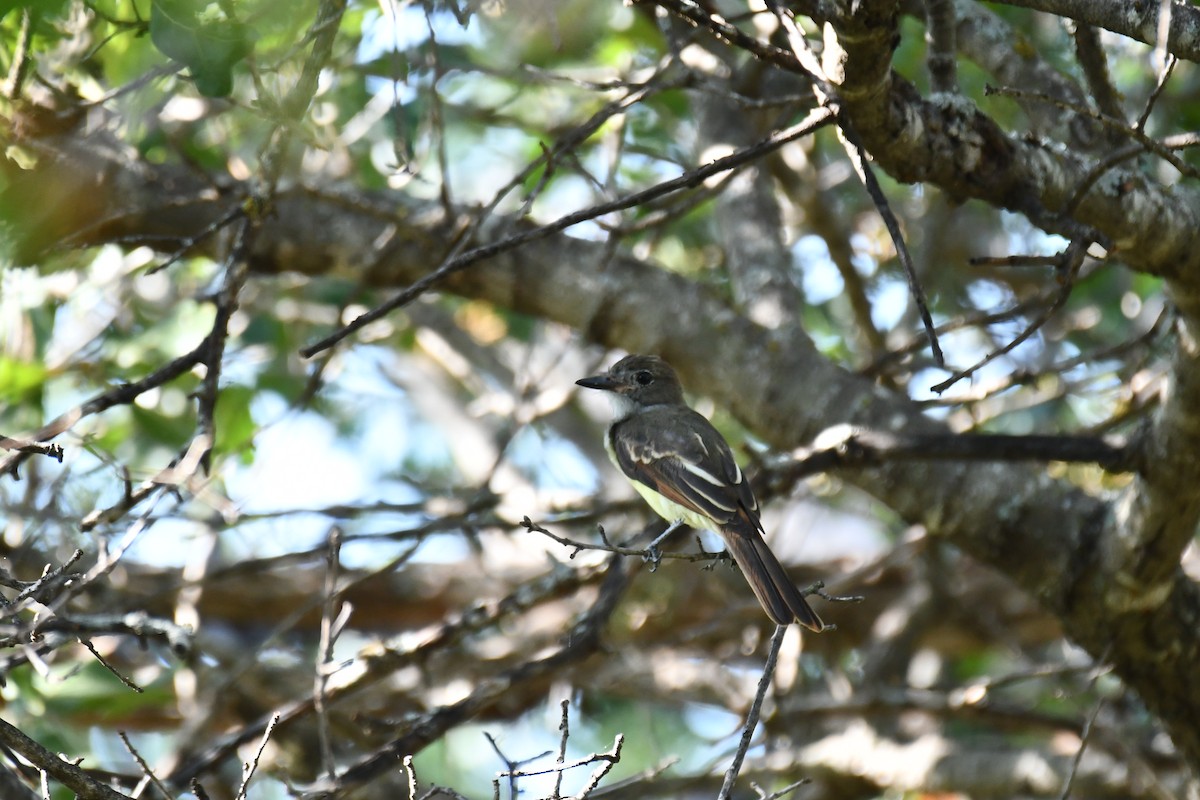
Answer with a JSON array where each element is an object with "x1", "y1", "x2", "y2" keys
[{"x1": 718, "y1": 623, "x2": 788, "y2": 800}]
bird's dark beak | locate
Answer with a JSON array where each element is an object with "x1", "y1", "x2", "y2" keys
[{"x1": 576, "y1": 373, "x2": 619, "y2": 392}]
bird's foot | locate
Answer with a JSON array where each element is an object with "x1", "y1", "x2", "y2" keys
[{"x1": 643, "y1": 520, "x2": 683, "y2": 572}]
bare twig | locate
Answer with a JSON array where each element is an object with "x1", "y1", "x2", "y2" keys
[
  {"x1": 648, "y1": 0, "x2": 807, "y2": 74},
  {"x1": 494, "y1": 734, "x2": 623, "y2": 783},
  {"x1": 35, "y1": 496, "x2": 168, "y2": 626},
  {"x1": 3, "y1": 550, "x2": 84, "y2": 609},
  {"x1": 970, "y1": 254, "x2": 1066, "y2": 268},
  {"x1": 573, "y1": 735, "x2": 623, "y2": 798},
  {"x1": 1069, "y1": 23, "x2": 1124, "y2": 122},
  {"x1": 718, "y1": 623, "x2": 788, "y2": 800},
  {"x1": 81, "y1": 435, "x2": 212, "y2": 532},
  {"x1": 0, "y1": 436, "x2": 63, "y2": 468},
  {"x1": 930, "y1": 237, "x2": 1089, "y2": 394},
  {"x1": 487, "y1": 732, "x2": 536, "y2": 800},
  {"x1": 79, "y1": 639, "x2": 144, "y2": 693},
  {"x1": 1152, "y1": 0, "x2": 1173, "y2": 75},
  {"x1": 766, "y1": 1, "x2": 944, "y2": 366},
  {"x1": 117, "y1": 732, "x2": 174, "y2": 800},
  {"x1": 490, "y1": 731, "x2": 623, "y2": 798},
  {"x1": 144, "y1": 205, "x2": 245, "y2": 276},
  {"x1": 521, "y1": 516, "x2": 730, "y2": 566},
  {"x1": 196, "y1": 219, "x2": 253, "y2": 474},
  {"x1": 164, "y1": 539, "x2": 421, "y2": 782},
  {"x1": 841, "y1": 120, "x2": 945, "y2": 367},
  {"x1": 305, "y1": 554, "x2": 630, "y2": 797},
  {"x1": 166, "y1": 554, "x2": 609, "y2": 786},
  {"x1": 0, "y1": 343, "x2": 208, "y2": 480},
  {"x1": 582, "y1": 756, "x2": 679, "y2": 798},
  {"x1": 315, "y1": 527, "x2": 345, "y2": 780},
  {"x1": 28, "y1": 611, "x2": 193, "y2": 658},
  {"x1": 757, "y1": 777, "x2": 811, "y2": 799},
  {"x1": 299, "y1": 106, "x2": 835, "y2": 357},
  {"x1": 805, "y1": 580, "x2": 865, "y2": 609},
  {"x1": 553, "y1": 700, "x2": 570, "y2": 800},
  {"x1": 0, "y1": 716, "x2": 130, "y2": 800},
  {"x1": 402, "y1": 755, "x2": 418, "y2": 799},
  {"x1": 922, "y1": 306, "x2": 1168, "y2": 410},
  {"x1": 864, "y1": 293, "x2": 1049, "y2": 376},
  {"x1": 925, "y1": 0, "x2": 957, "y2": 93},
  {"x1": 479, "y1": 65, "x2": 678, "y2": 233},
  {"x1": 234, "y1": 714, "x2": 280, "y2": 800},
  {"x1": 985, "y1": 84, "x2": 1199, "y2": 179},
  {"x1": 1137, "y1": 51, "x2": 1176, "y2": 132},
  {"x1": 1059, "y1": 654, "x2": 1111, "y2": 799}
]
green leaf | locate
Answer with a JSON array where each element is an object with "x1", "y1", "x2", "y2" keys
[
  {"x1": 0, "y1": 357, "x2": 47, "y2": 404},
  {"x1": 149, "y1": 0, "x2": 253, "y2": 97},
  {"x1": 32, "y1": 661, "x2": 176, "y2": 720},
  {"x1": 0, "y1": 0, "x2": 68, "y2": 22},
  {"x1": 131, "y1": 405, "x2": 194, "y2": 449},
  {"x1": 213, "y1": 384, "x2": 257, "y2": 460}
]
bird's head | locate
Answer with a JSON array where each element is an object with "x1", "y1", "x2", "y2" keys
[{"x1": 576, "y1": 354, "x2": 686, "y2": 417}]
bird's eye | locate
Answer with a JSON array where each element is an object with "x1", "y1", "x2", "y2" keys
[{"x1": 635, "y1": 370, "x2": 653, "y2": 385}]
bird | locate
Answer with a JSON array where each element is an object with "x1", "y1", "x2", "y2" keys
[{"x1": 576, "y1": 354, "x2": 825, "y2": 631}]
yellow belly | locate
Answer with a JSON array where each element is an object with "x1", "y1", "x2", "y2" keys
[{"x1": 628, "y1": 475, "x2": 716, "y2": 531}]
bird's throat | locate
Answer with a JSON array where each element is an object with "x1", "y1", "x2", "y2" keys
[{"x1": 606, "y1": 392, "x2": 639, "y2": 421}]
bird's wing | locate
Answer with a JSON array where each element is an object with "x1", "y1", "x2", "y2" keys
[
  {"x1": 613, "y1": 408, "x2": 825, "y2": 631},
  {"x1": 611, "y1": 408, "x2": 761, "y2": 529}
]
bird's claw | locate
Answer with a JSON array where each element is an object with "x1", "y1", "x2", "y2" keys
[
  {"x1": 642, "y1": 519, "x2": 682, "y2": 572},
  {"x1": 643, "y1": 543, "x2": 664, "y2": 571}
]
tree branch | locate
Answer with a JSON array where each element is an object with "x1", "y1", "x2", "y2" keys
[
  {"x1": 990, "y1": 0, "x2": 1200, "y2": 63},
  {"x1": 298, "y1": 106, "x2": 834, "y2": 357},
  {"x1": 8, "y1": 42, "x2": 1200, "y2": 772},
  {"x1": 0, "y1": 435, "x2": 62, "y2": 477},
  {"x1": 0, "y1": 716, "x2": 132, "y2": 800},
  {"x1": 305, "y1": 554, "x2": 630, "y2": 797},
  {"x1": 778, "y1": 425, "x2": 1133, "y2": 483}
]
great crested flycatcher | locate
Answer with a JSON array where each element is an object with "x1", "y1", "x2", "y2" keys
[{"x1": 577, "y1": 354, "x2": 825, "y2": 631}]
